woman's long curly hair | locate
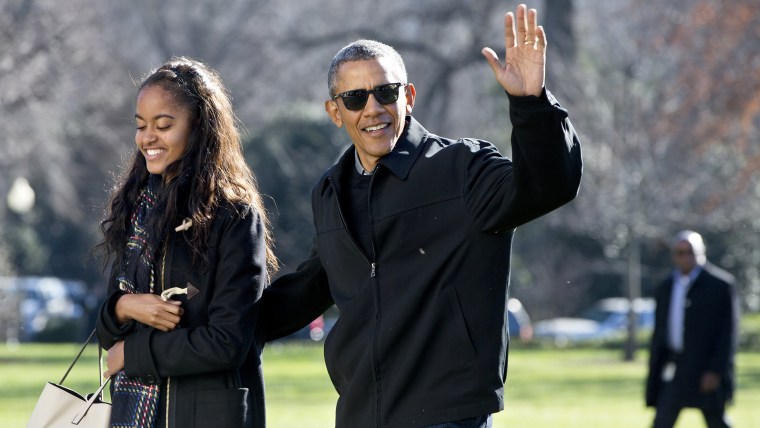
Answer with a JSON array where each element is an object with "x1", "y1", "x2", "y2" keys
[{"x1": 97, "y1": 57, "x2": 278, "y2": 276}]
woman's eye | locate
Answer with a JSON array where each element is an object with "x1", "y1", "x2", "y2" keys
[
  {"x1": 136, "y1": 125, "x2": 146, "y2": 131},
  {"x1": 157, "y1": 125, "x2": 171, "y2": 131}
]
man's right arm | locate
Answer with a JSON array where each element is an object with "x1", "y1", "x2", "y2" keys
[{"x1": 257, "y1": 241, "x2": 334, "y2": 342}]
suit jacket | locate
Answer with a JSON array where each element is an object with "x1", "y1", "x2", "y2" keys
[{"x1": 645, "y1": 262, "x2": 738, "y2": 408}]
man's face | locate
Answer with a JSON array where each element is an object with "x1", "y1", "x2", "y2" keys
[
  {"x1": 325, "y1": 57, "x2": 415, "y2": 172},
  {"x1": 672, "y1": 240, "x2": 698, "y2": 274}
]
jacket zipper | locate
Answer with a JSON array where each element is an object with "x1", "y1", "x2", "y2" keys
[
  {"x1": 327, "y1": 177, "x2": 376, "y2": 277},
  {"x1": 161, "y1": 238, "x2": 171, "y2": 428},
  {"x1": 366, "y1": 170, "x2": 382, "y2": 428},
  {"x1": 328, "y1": 171, "x2": 382, "y2": 426}
]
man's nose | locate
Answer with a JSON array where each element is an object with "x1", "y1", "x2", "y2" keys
[{"x1": 363, "y1": 93, "x2": 386, "y2": 113}]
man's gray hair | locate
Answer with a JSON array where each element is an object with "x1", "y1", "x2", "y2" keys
[
  {"x1": 674, "y1": 230, "x2": 707, "y2": 264},
  {"x1": 327, "y1": 39, "x2": 407, "y2": 97}
]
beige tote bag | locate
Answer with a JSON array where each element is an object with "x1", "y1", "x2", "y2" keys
[{"x1": 26, "y1": 329, "x2": 112, "y2": 428}]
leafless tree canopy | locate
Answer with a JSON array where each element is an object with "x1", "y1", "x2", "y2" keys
[{"x1": 1, "y1": 0, "x2": 758, "y2": 314}]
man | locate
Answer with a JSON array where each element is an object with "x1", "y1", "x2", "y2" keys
[
  {"x1": 646, "y1": 230, "x2": 738, "y2": 428},
  {"x1": 260, "y1": 4, "x2": 582, "y2": 427}
]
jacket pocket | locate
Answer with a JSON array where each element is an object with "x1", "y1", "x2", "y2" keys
[
  {"x1": 444, "y1": 287, "x2": 478, "y2": 362},
  {"x1": 192, "y1": 388, "x2": 253, "y2": 428}
]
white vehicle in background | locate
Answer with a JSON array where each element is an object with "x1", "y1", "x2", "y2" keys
[{"x1": 533, "y1": 297, "x2": 655, "y2": 347}]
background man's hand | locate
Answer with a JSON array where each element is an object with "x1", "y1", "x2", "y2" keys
[
  {"x1": 700, "y1": 371, "x2": 721, "y2": 393},
  {"x1": 481, "y1": 3, "x2": 546, "y2": 97}
]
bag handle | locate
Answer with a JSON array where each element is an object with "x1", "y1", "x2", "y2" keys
[
  {"x1": 59, "y1": 329, "x2": 98, "y2": 384},
  {"x1": 71, "y1": 375, "x2": 112, "y2": 424},
  {"x1": 61, "y1": 328, "x2": 114, "y2": 424},
  {"x1": 97, "y1": 339, "x2": 105, "y2": 388},
  {"x1": 60, "y1": 329, "x2": 107, "y2": 390}
]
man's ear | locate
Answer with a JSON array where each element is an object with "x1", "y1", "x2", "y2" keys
[
  {"x1": 405, "y1": 83, "x2": 416, "y2": 115},
  {"x1": 325, "y1": 100, "x2": 343, "y2": 128}
]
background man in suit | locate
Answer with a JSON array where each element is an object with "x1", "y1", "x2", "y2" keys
[{"x1": 646, "y1": 230, "x2": 738, "y2": 428}]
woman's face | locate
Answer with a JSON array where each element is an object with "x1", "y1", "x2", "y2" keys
[{"x1": 134, "y1": 85, "x2": 193, "y2": 176}]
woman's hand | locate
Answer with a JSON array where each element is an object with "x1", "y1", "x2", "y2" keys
[
  {"x1": 115, "y1": 293, "x2": 183, "y2": 331},
  {"x1": 104, "y1": 341, "x2": 124, "y2": 378}
]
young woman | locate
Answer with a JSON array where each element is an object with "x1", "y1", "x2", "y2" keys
[{"x1": 95, "y1": 57, "x2": 277, "y2": 428}]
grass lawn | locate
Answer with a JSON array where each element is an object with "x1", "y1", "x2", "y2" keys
[
  {"x1": 2, "y1": 342, "x2": 758, "y2": 427},
  {"x1": 495, "y1": 347, "x2": 759, "y2": 427}
]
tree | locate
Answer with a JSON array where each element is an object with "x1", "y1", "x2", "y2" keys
[
  {"x1": 3, "y1": 0, "x2": 757, "y2": 342},
  {"x1": 244, "y1": 114, "x2": 350, "y2": 271},
  {"x1": 0, "y1": 0, "x2": 132, "y2": 284},
  {"x1": 556, "y1": 0, "x2": 760, "y2": 358}
]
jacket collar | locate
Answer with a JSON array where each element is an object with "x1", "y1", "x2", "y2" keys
[
  {"x1": 671, "y1": 264, "x2": 703, "y2": 285},
  {"x1": 321, "y1": 116, "x2": 428, "y2": 194},
  {"x1": 377, "y1": 116, "x2": 428, "y2": 180}
]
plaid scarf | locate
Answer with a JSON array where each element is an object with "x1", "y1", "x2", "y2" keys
[{"x1": 110, "y1": 179, "x2": 160, "y2": 428}]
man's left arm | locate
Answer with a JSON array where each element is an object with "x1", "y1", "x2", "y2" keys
[
  {"x1": 465, "y1": 89, "x2": 581, "y2": 232},
  {"x1": 470, "y1": 4, "x2": 582, "y2": 231},
  {"x1": 508, "y1": 88, "x2": 582, "y2": 211},
  {"x1": 707, "y1": 276, "x2": 739, "y2": 376}
]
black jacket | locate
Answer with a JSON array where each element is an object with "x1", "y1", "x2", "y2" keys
[
  {"x1": 646, "y1": 262, "x2": 738, "y2": 408},
  {"x1": 261, "y1": 90, "x2": 582, "y2": 427},
  {"x1": 97, "y1": 202, "x2": 269, "y2": 428}
]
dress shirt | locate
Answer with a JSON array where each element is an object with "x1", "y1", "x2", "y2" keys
[{"x1": 667, "y1": 266, "x2": 702, "y2": 352}]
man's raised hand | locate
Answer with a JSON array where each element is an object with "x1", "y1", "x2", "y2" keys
[{"x1": 481, "y1": 4, "x2": 546, "y2": 97}]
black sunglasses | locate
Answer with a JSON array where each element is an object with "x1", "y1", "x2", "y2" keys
[{"x1": 333, "y1": 82, "x2": 406, "y2": 111}]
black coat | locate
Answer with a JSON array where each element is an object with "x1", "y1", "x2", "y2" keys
[
  {"x1": 645, "y1": 262, "x2": 738, "y2": 408},
  {"x1": 97, "y1": 203, "x2": 269, "y2": 428},
  {"x1": 261, "y1": 90, "x2": 582, "y2": 427}
]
